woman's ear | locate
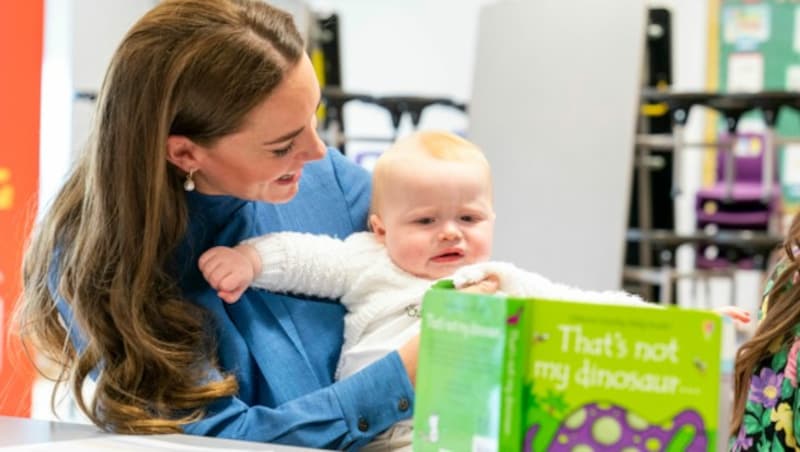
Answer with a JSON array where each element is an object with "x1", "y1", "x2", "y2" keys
[
  {"x1": 370, "y1": 214, "x2": 387, "y2": 243},
  {"x1": 166, "y1": 135, "x2": 202, "y2": 173}
]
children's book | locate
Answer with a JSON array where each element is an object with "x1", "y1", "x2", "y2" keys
[{"x1": 413, "y1": 287, "x2": 734, "y2": 452}]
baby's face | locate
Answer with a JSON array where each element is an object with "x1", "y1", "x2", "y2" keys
[{"x1": 372, "y1": 159, "x2": 494, "y2": 280}]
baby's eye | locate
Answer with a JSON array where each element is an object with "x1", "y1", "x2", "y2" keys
[
  {"x1": 460, "y1": 215, "x2": 478, "y2": 222},
  {"x1": 415, "y1": 218, "x2": 435, "y2": 225}
]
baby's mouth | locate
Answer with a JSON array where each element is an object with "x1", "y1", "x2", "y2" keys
[{"x1": 431, "y1": 250, "x2": 464, "y2": 263}]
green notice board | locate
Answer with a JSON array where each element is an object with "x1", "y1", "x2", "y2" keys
[{"x1": 717, "y1": 0, "x2": 800, "y2": 209}]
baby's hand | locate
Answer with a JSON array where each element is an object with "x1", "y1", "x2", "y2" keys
[
  {"x1": 198, "y1": 246, "x2": 256, "y2": 303},
  {"x1": 459, "y1": 274, "x2": 501, "y2": 295},
  {"x1": 714, "y1": 306, "x2": 751, "y2": 324},
  {"x1": 452, "y1": 262, "x2": 527, "y2": 295},
  {"x1": 452, "y1": 262, "x2": 516, "y2": 291}
]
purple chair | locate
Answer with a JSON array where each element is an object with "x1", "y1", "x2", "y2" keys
[{"x1": 695, "y1": 132, "x2": 780, "y2": 270}]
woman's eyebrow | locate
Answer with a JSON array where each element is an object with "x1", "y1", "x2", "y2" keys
[{"x1": 263, "y1": 126, "x2": 304, "y2": 145}]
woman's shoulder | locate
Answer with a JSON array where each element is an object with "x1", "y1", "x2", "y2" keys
[{"x1": 301, "y1": 148, "x2": 370, "y2": 194}]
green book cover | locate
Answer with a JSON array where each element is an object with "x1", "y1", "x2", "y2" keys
[
  {"x1": 412, "y1": 287, "x2": 733, "y2": 452},
  {"x1": 413, "y1": 287, "x2": 529, "y2": 452},
  {"x1": 521, "y1": 299, "x2": 732, "y2": 452}
]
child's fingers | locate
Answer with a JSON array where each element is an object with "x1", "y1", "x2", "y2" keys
[
  {"x1": 731, "y1": 311, "x2": 751, "y2": 323},
  {"x1": 460, "y1": 274, "x2": 500, "y2": 294},
  {"x1": 219, "y1": 288, "x2": 246, "y2": 304},
  {"x1": 199, "y1": 256, "x2": 225, "y2": 280},
  {"x1": 207, "y1": 266, "x2": 234, "y2": 289},
  {"x1": 198, "y1": 247, "x2": 223, "y2": 268},
  {"x1": 716, "y1": 307, "x2": 752, "y2": 323},
  {"x1": 453, "y1": 267, "x2": 488, "y2": 288},
  {"x1": 219, "y1": 273, "x2": 245, "y2": 292},
  {"x1": 218, "y1": 291, "x2": 238, "y2": 304},
  {"x1": 198, "y1": 255, "x2": 213, "y2": 274}
]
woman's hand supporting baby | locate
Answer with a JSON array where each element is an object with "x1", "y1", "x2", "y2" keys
[{"x1": 199, "y1": 245, "x2": 262, "y2": 303}]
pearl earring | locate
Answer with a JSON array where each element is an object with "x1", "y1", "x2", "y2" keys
[{"x1": 183, "y1": 170, "x2": 196, "y2": 192}]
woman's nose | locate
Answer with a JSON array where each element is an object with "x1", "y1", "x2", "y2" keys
[{"x1": 297, "y1": 129, "x2": 327, "y2": 162}]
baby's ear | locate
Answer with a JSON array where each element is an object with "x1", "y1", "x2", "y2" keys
[{"x1": 369, "y1": 214, "x2": 386, "y2": 243}]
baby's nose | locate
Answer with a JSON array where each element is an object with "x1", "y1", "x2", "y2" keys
[{"x1": 438, "y1": 223, "x2": 461, "y2": 240}]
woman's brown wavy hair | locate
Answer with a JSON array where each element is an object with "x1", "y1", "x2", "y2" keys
[
  {"x1": 15, "y1": 0, "x2": 303, "y2": 433},
  {"x1": 731, "y1": 213, "x2": 800, "y2": 435}
]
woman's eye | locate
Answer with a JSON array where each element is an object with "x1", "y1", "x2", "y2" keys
[{"x1": 272, "y1": 142, "x2": 294, "y2": 157}]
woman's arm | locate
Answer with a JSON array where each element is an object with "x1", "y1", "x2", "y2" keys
[
  {"x1": 184, "y1": 351, "x2": 414, "y2": 450},
  {"x1": 53, "y1": 280, "x2": 414, "y2": 450}
]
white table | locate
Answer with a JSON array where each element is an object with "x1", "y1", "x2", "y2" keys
[{"x1": 0, "y1": 416, "x2": 323, "y2": 451}]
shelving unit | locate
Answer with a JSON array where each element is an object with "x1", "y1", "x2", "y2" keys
[{"x1": 626, "y1": 90, "x2": 794, "y2": 305}]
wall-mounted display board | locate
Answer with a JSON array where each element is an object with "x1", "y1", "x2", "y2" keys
[{"x1": 713, "y1": 0, "x2": 800, "y2": 221}]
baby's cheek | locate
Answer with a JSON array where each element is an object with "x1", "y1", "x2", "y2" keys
[
  {"x1": 396, "y1": 244, "x2": 428, "y2": 272},
  {"x1": 474, "y1": 239, "x2": 493, "y2": 262}
]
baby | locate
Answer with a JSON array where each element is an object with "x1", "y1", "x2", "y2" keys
[{"x1": 198, "y1": 130, "x2": 747, "y2": 451}]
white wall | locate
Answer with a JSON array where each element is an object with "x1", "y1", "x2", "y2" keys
[
  {"x1": 308, "y1": 0, "x2": 495, "y2": 98},
  {"x1": 468, "y1": 0, "x2": 646, "y2": 291},
  {"x1": 306, "y1": 0, "x2": 493, "y2": 156}
]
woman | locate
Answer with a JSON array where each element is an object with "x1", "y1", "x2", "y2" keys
[{"x1": 17, "y1": 1, "x2": 417, "y2": 449}]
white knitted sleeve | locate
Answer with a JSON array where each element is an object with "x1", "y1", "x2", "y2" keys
[
  {"x1": 453, "y1": 261, "x2": 655, "y2": 307},
  {"x1": 243, "y1": 232, "x2": 369, "y2": 299}
]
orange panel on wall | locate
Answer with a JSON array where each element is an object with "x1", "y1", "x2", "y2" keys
[{"x1": 0, "y1": 1, "x2": 44, "y2": 416}]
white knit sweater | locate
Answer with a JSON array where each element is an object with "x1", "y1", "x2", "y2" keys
[
  {"x1": 245, "y1": 232, "x2": 651, "y2": 380},
  {"x1": 247, "y1": 231, "x2": 432, "y2": 379}
]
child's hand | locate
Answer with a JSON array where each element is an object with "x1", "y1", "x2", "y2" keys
[
  {"x1": 452, "y1": 262, "x2": 538, "y2": 296},
  {"x1": 452, "y1": 262, "x2": 519, "y2": 293},
  {"x1": 198, "y1": 246, "x2": 256, "y2": 303},
  {"x1": 714, "y1": 306, "x2": 752, "y2": 324},
  {"x1": 459, "y1": 274, "x2": 501, "y2": 295}
]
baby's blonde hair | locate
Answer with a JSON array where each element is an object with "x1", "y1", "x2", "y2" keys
[{"x1": 370, "y1": 130, "x2": 491, "y2": 218}]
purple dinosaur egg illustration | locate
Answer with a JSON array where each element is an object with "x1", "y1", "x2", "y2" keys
[{"x1": 524, "y1": 403, "x2": 707, "y2": 451}]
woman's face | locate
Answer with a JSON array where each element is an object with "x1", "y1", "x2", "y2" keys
[{"x1": 192, "y1": 55, "x2": 326, "y2": 203}]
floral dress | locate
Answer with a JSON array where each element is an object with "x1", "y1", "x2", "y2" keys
[{"x1": 731, "y1": 263, "x2": 800, "y2": 451}]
